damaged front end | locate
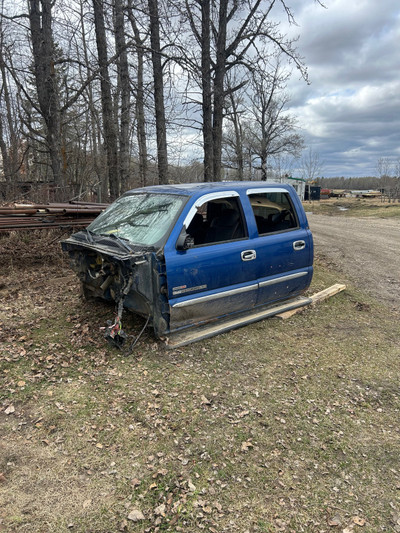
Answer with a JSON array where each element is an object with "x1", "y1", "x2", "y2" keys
[
  {"x1": 61, "y1": 191, "x2": 188, "y2": 348},
  {"x1": 61, "y1": 232, "x2": 170, "y2": 347}
]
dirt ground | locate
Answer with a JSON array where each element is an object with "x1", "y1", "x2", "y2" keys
[
  {"x1": 307, "y1": 214, "x2": 400, "y2": 310},
  {"x1": 1, "y1": 227, "x2": 400, "y2": 532}
]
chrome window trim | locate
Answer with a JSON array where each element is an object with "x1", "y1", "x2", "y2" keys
[
  {"x1": 246, "y1": 187, "x2": 288, "y2": 195},
  {"x1": 182, "y1": 191, "x2": 240, "y2": 228}
]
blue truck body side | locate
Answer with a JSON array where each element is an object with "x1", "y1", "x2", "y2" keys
[{"x1": 61, "y1": 181, "x2": 313, "y2": 341}]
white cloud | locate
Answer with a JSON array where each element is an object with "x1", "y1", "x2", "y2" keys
[{"x1": 282, "y1": 0, "x2": 400, "y2": 176}]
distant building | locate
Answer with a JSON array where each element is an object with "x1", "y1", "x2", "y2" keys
[
  {"x1": 263, "y1": 176, "x2": 307, "y2": 200},
  {"x1": 304, "y1": 185, "x2": 321, "y2": 201}
]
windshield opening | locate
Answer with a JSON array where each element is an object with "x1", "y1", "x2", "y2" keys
[{"x1": 88, "y1": 193, "x2": 187, "y2": 246}]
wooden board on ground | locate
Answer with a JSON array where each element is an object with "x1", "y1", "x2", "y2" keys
[{"x1": 276, "y1": 283, "x2": 346, "y2": 319}]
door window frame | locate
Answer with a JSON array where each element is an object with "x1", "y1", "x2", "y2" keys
[
  {"x1": 247, "y1": 187, "x2": 300, "y2": 235},
  {"x1": 180, "y1": 191, "x2": 248, "y2": 247}
]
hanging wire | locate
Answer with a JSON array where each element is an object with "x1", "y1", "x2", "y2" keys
[{"x1": 125, "y1": 315, "x2": 151, "y2": 355}]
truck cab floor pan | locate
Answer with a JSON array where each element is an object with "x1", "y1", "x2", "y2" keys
[{"x1": 166, "y1": 295, "x2": 312, "y2": 348}]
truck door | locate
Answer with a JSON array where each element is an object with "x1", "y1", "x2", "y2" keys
[
  {"x1": 164, "y1": 192, "x2": 258, "y2": 332},
  {"x1": 246, "y1": 188, "x2": 313, "y2": 306}
]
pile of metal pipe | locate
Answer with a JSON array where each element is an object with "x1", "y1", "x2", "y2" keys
[{"x1": 0, "y1": 201, "x2": 108, "y2": 232}]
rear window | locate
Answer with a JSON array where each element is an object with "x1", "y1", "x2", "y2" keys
[
  {"x1": 88, "y1": 193, "x2": 187, "y2": 246},
  {"x1": 248, "y1": 192, "x2": 298, "y2": 234}
]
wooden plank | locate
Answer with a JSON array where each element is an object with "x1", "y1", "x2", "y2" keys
[
  {"x1": 276, "y1": 283, "x2": 346, "y2": 319},
  {"x1": 310, "y1": 283, "x2": 346, "y2": 304}
]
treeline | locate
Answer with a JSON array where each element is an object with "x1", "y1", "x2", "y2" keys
[
  {"x1": 0, "y1": 0, "x2": 310, "y2": 202},
  {"x1": 317, "y1": 174, "x2": 400, "y2": 200},
  {"x1": 318, "y1": 177, "x2": 381, "y2": 190}
]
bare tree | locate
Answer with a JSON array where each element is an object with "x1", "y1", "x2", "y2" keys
[
  {"x1": 301, "y1": 147, "x2": 323, "y2": 181},
  {"x1": 148, "y1": 0, "x2": 168, "y2": 184},
  {"x1": 127, "y1": 0, "x2": 149, "y2": 186},
  {"x1": 223, "y1": 76, "x2": 247, "y2": 180},
  {"x1": 245, "y1": 60, "x2": 304, "y2": 181},
  {"x1": 28, "y1": 0, "x2": 64, "y2": 188},
  {"x1": 181, "y1": 0, "x2": 308, "y2": 181},
  {"x1": 77, "y1": 1, "x2": 106, "y2": 200},
  {"x1": 114, "y1": 0, "x2": 131, "y2": 192},
  {"x1": 93, "y1": 0, "x2": 120, "y2": 199},
  {"x1": 377, "y1": 157, "x2": 399, "y2": 202},
  {"x1": 376, "y1": 157, "x2": 393, "y2": 179},
  {"x1": 200, "y1": 0, "x2": 213, "y2": 181}
]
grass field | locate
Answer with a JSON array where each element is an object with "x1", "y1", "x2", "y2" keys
[
  {"x1": 1, "y1": 230, "x2": 399, "y2": 532},
  {"x1": 303, "y1": 197, "x2": 400, "y2": 218}
]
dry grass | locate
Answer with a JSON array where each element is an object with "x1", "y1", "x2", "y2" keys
[
  {"x1": 303, "y1": 197, "x2": 400, "y2": 218},
  {"x1": 1, "y1": 231, "x2": 400, "y2": 532}
]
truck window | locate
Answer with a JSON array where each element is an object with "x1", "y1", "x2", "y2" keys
[
  {"x1": 88, "y1": 192, "x2": 187, "y2": 246},
  {"x1": 248, "y1": 192, "x2": 298, "y2": 234},
  {"x1": 186, "y1": 196, "x2": 247, "y2": 245}
]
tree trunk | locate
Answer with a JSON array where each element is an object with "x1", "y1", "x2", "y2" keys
[
  {"x1": 29, "y1": 0, "x2": 63, "y2": 189},
  {"x1": 114, "y1": 0, "x2": 131, "y2": 192},
  {"x1": 228, "y1": 92, "x2": 244, "y2": 180},
  {"x1": 0, "y1": 113, "x2": 9, "y2": 184},
  {"x1": 201, "y1": 0, "x2": 213, "y2": 182},
  {"x1": 136, "y1": 44, "x2": 148, "y2": 187},
  {"x1": 148, "y1": 0, "x2": 168, "y2": 184},
  {"x1": 212, "y1": 0, "x2": 228, "y2": 181},
  {"x1": 93, "y1": 0, "x2": 120, "y2": 199},
  {"x1": 79, "y1": 5, "x2": 105, "y2": 200},
  {"x1": 127, "y1": 3, "x2": 148, "y2": 187},
  {"x1": 261, "y1": 151, "x2": 267, "y2": 181},
  {"x1": 0, "y1": 54, "x2": 19, "y2": 184}
]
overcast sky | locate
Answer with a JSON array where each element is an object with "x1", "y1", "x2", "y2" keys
[{"x1": 283, "y1": 0, "x2": 400, "y2": 177}]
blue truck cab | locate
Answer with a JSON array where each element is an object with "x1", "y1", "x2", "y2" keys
[{"x1": 61, "y1": 182, "x2": 313, "y2": 346}]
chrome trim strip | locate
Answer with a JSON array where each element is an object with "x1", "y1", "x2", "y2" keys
[
  {"x1": 246, "y1": 187, "x2": 288, "y2": 195},
  {"x1": 183, "y1": 191, "x2": 240, "y2": 227},
  {"x1": 172, "y1": 283, "x2": 258, "y2": 308},
  {"x1": 259, "y1": 271, "x2": 308, "y2": 288}
]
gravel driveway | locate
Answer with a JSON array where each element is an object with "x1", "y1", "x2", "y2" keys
[{"x1": 307, "y1": 213, "x2": 400, "y2": 310}]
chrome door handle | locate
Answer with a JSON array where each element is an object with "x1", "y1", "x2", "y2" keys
[
  {"x1": 293, "y1": 240, "x2": 306, "y2": 251},
  {"x1": 241, "y1": 249, "x2": 256, "y2": 261}
]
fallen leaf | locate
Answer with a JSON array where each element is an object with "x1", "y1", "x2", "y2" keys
[
  {"x1": 201, "y1": 395, "x2": 211, "y2": 405},
  {"x1": 154, "y1": 503, "x2": 166, "y2": 516},
  {"x1": 153, "y1": 468, "x2": 168, "y2": 478},
  {"x1": 328, "y1": 514, "x2": 342, "y2": 527},
  {"x1": 241, "y1": 441, "x2": 253, "y2": 452},
  {"x1": 127, "y1": 509, "x2": 145, "y2": 521},
  {"x1": 352, "y1": 516, "x2": 366, "y2": 526},
  {"x1": 96, "y1": 443, "x2": 103, "y2": 449},
  {"x1": 188, "y1": 480, "x2": 196, "y2": 492},
  {"x1": 4, "y1": 405, "x2": 15, "y2": 415},
  {"x1": 17, "y1": 380, "x2": 26, "y2": 387},
  {"x1": 119, "y1": 519, "x2": 128, "y2": 531}
]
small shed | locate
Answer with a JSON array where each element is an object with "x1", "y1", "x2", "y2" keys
[{"x1": 304, "y1": 185, "x2": 321, "y2": 201}]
